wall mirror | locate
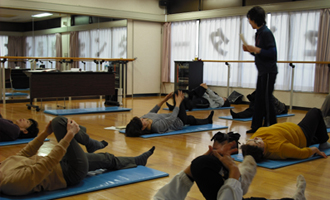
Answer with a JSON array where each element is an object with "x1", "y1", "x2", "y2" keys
[{"x1": 0, "y1": 8, "x2": 128, "y2": 103}]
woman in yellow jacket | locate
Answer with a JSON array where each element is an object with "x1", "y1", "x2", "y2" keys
[{"x1": 241, "y1": 108, "x2": 330, "y2": 162}]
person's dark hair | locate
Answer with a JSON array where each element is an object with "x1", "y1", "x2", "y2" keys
[
  {"x1": 211, "y1": 131, "x2": 229, "y2": 144},
  {"x1": 247, "y1": 6, "x2": 266, "y2": 27},
  {"x1": 241, "y1": 144, "x2": 264, "y2": 162},
  {"x1": 18, "y1": 118, "x2": 39, "y2": 139},
  {"x1": 125, "y1": 117, "x2": 143, "y2": 137}
]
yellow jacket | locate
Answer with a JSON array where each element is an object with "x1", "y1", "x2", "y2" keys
[{"x1": 251, "y1": 122, "x2": 313, "y2": 159}]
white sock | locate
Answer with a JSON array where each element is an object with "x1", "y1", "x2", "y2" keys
[
  {"x1": 292, "y1": 175, "x2": 306, "y2": 200},
  {"x1": 238, "y1": 155, "x2": 257, "y2": 195},
  {"x1": 319, "y1": 142, "x2": 330, "y2": 151}
]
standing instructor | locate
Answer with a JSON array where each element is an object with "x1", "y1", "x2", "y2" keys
[{"x1": 243, "y1": 6, "x2": 278, "y2": 133}]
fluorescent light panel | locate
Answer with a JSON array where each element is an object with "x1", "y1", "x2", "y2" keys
[{"x1": 32, "y1": 13, "x2": 53, "y2": 18}]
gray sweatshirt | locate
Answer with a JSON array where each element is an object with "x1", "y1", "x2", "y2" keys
[
  {"x1": 202, "y1": 88, "x2": 225, "y2": 108},
  {"x1": 141, "y1": 105, "x2": 184, "y2": 133}
]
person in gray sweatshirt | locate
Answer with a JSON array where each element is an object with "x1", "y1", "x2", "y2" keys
[{"x1": 125, "y1": 91, "x2": 214, "y2": 137}]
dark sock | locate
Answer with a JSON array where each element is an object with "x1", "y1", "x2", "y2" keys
[
  {"x1": 246, "y1": 129, "x2": 257, "y2": 134},
  {"x1": 207, "y1": 111, "x2": 214, "y2": 124},
  {"x1": 134, "y1": 146, "x2": 155, "y2": 166},
  {"x1": 86, "y1": 139, "x2": 108, "y2": 153},
  {"x1": 166, "y1": 102, "x2": 175, "y2": 111},
  {"x1": 230, "y1": 109, "x2": 238, "y2": 118}
]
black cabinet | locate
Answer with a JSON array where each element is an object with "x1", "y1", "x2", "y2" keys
[
  {"x1": 11, "y1": 69, "x2": 30, "y2": 89},
  {"x1": 174, "y1": 61, "x2": 203, "y2": 91}
]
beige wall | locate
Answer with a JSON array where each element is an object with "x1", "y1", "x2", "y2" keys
[{"x1": 126, "y1": 20, "x2": 162, "y2": 95}]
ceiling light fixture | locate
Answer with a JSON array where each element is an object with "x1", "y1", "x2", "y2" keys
[{"x1": 32, "y1": 13, "x2": 53, "y2": 18}]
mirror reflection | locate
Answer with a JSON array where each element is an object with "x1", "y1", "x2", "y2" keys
[{"x1": 0, "y1": 8, "x2": 127, "y2": 102}]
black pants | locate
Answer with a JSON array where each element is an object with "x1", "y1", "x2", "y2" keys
[
  {"x1": 298, "y1": 108, "x2": 329, "y2": 146},
  {"x1": 52, "y1": 117, "x2": 137, "y2": 186},
  {"x1": 177, "y1": 101, "x2": 198, "y2": 125},
  {"x1": 251, "y1": 73, "x2": 277, "y2": 130},
  {"x1": 244, "y1": 198, "x2": 293, "y2": 200},
  {"x1": 190, "y1": 155, "x2": 228, "y2": 200}
]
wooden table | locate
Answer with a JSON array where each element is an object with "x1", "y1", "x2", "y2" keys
[{"x1": 24, "y1": 71, "x2": 115, "y2": 111}]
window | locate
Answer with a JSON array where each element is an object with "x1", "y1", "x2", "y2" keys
[
  {"x1": 78, "y1": 27, "x2": 127, "y2": 71},
  {"x1": 170, "y1": 10, "x2": 321, "y2": 92}
]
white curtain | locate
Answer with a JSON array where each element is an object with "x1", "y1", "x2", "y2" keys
[
  {"x1": 239, "y1": 16, "x2": 258, "y2": 88},
  {"x1": 170, "y1": 10, "x2": 321, "y2": 92},
  {"x1": 25, "y1": 34, "x2": 56, "y2": 69},
  {"x1": 289, "y1": 10, "x2": 320, "y2": 92},
  {"x1": 269, "y1": 12, "x2": 290, "y2": 90},
  {"x1": 78, "y1": 27, "x2": 127, "y2": 71},
  {"x1": 170, "y1": 21, "x2": 198, "y2": 82},
  {"x1": 0, "y1": 36, "x2": 8, "y2": 68},
  {"x1": 112, "y1": 27, "x2": 127, "y2": 58},
  {"x1": 200, "y1": 16, "x2": 241, "y2": 86}
]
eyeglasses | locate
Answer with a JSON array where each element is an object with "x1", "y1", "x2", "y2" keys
[{"x1": 247, "y1": 138, "x2": 262, "y2": 144}]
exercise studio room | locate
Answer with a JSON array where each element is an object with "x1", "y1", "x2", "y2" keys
[{"x1": 0, "y1": 0, "x2": 330, "y2": 199}]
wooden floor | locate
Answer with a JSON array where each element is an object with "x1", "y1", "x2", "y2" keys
[{"x1": 1, "y1": 96, "x2": 329, "y2": 200}]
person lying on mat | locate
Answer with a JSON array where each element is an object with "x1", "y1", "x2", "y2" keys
[
  {"x1": 0, "y1": 116, "x2": 155, "y2": 196},
  {"x1": 166, "y1": 83, "x2": 230, "y2": 111},
  {"x1": 125, "y1": 90, "x2": 214, "y2": 137},
  {"x1": 321, "y1": 94, "x2": 330, "y2": 128},
  {"x1": 230, "y1": 90, "x2": 288, "y2": 119},
  {"x1": 241, "y1": 108, "x2": 330, "y2": 162},
  {"x1": 154, "y1": 141, "x2": 307, "y2": 200},
  {"x1": 0, "y1": 111, "x2": 39, "y2": 142}
]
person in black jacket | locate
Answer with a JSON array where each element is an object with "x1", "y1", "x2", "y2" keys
[
  {"x1": 243, "y1": 6, "x2": 278, "y2": 133},
  {"x1": 230, "y1": 91, "x2": 288, "y2": 119}
]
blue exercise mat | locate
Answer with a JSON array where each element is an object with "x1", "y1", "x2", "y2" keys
[
  {"x1": 219, "y1": 113, "x2": 295, "y2": 121},
  {"x1": 120, "y1": 124, "x2": 228, "y2": 138},
  {"x1": 13, "y1": 88, "x2": 30, "y2": 91},
  {"x1": 231, "y1": 144, "x2": 330, "y2": 169},
  {"x1": 0, "y1": 138, "x2": 49, "y2": 146},
  {"x1": 163, "y1": 106, "x2": 234, "y2": 111},
  {"x1": 44, "y1": 107, "x2": 131, "y2": 116},
  {"x1": 0, "y1": 165, "x2": 168, "y2": 200},
  {"x1": 5, "y1": 92, "x2": 28, "y2": 96},
  {"x1": 327, "y1": 128, "x2": 330, "y2": 133}
]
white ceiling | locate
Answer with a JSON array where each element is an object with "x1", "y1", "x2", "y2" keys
[{"x1": 0, "y1": 8, "x2": 67, "y2": 23}]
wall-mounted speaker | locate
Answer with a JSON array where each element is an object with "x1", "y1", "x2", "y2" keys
[{"x1": 159, "y1": 0, "x2": 169, "y2": 7}]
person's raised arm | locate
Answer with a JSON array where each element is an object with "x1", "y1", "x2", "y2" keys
[
  {"x1": 154, "y1": 146, "x2": 213, "y2": 200},
  {"x1": 212, "y1": 142, "x2": 242, "y2": 200},
  {"x1": 17, "y1": 120, "x2": 53, "y2": 157},
  {"x1": 149, "y1": 92, "x2": 174, "y2": 113},
  {"x1": 174, "y1": 91, "x2": 184, "y2": 108},
  {"x1": 156, "y1": 92, "x2": 174, "y2": 108}
]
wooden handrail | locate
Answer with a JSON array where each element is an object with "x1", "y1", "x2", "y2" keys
[
  {"x1": 0, "y1": 56, "x2": 136, "y2": 62},
  {"x1": 201, "y1": 60, "x2": 330, "y2": 65}
]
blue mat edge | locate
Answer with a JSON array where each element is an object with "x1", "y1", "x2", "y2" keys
[
  {"x1": 231, "y1": 144, "x2": 330, "y2": 169},
  {"x1": 219, "y1": 113, "x2": 295, "y2": 121},
  {"x1": 119, "y1": 124, "x2": 228, "y2": 138},
  {"x1": 163, "y1": 106, "x2": 234, "y2": 111},
  {"x1": 0, "y1": 166, "x2": 169, "y2": 200},
  {"x1": 44, "y1": 107, "x2": 132, "y2": 116},
  {"x1": 0, "y1": 138, "x2": 50, "y2": 146},
  {"x1": 327, "y1": 127, "x2": 330, "y2": 133},
  {"x1": 5, "y1": 92, "x2": 28, "y2": 96}
]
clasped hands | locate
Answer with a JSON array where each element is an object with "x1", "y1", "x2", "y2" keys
[{"x1": 43, "y1": 119, "x2": 80, "y2": 136}]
